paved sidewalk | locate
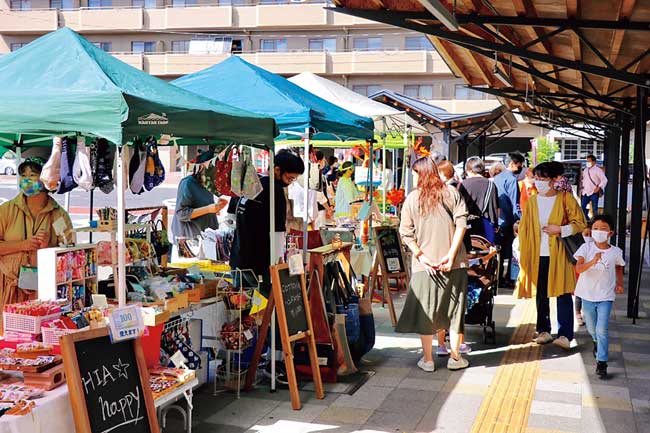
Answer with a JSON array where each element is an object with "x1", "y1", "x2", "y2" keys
[{"x1": 165, "y1": 266, "x2": 650, "y2": 433}]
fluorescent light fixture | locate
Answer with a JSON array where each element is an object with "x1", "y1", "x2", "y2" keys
[
  {"x1": 416, "y1": 0, "x2": 459, "y2": 31},
  {"x1": 492, "y1": 65, "x2": 513, "y2": 87}
]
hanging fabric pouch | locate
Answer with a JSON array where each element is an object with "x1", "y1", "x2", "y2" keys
[
  {"x1": 41, "y1": 136, "x2": 62, "y2": 192},
  {"x1": 202, "y1": 161, "x2": 220, "y2": 196},
  {"x1": 214, "y1": 146, "x2": 235, "y2": 197},
  {"x1": 240, "y1": 148, "x2": 263, "y2": 200},
  {"x1": 72, "y1": 137, "x2": 93, "y2": 191},
  {"x1": 18, "y1": 266, "x2": 38, "y2": 291},
  {"x1": 144, "y1": 137, "x2": 165, "y2": 191},
  {"x1": 230, "y1": 146, "x2": 245, "y2": 197},
  {"x1": 57, "y1": 136, "x2": 78, "y2": 194}
]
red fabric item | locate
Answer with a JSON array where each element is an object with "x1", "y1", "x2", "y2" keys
[
  {"x1": 141, "y1": 324, "x2": 164, "y2": 369},
  {"x1": 295, "y1": 365, "x2": 337, "y2": 383},
  {"x1": 214, "y1": 147, "x2": 236, "y2": 197},
  {"x1": 288, "y1": 229, "x2": 323, "y2": 250}
]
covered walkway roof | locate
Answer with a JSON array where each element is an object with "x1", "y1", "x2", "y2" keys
[{"x1": 329, "y1": 0, "x2": 649, "y2": 134}]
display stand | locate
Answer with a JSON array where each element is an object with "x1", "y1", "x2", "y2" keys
[
  {"x1": 156, "y1": 378, "x2": 198, "y2": 433},
  {"x1": 245, "y1": 264, "x2": 324, "y2": 410},
  {"x1": 38, "y1": 244, "x2": 98, "y2": 309}
]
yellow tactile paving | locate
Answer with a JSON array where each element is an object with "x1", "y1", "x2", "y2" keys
[
  {"x1": 470, "y1": 301, "x2": 543, "y2": 433},
  {"x1": 526, "y1": 428, "x2": 578, "y2": 433}
]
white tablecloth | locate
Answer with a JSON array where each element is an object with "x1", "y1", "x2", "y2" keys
[
  {"x1": 350, "y1": 247, "x2": 373, "y2": 277},
  {"x1": 0, "y1": 384, "x2": 74, "y2": 433}
]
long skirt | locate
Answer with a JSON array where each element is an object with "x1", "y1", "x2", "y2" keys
[{"x1": 395, "y1": 269, "x2": 468, "y2": 335}]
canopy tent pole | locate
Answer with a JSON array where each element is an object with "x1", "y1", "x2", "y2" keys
[
  {"x1": 88, "y1": 189, "x2": 94, "y2": 243},
  {"x1": 381, "y1": 117, "x2": 387, "y2": 220},
  {"x1": 116, "y1": 145, "x2": 126, "y2": 308},
  {"x1": 303, "y1": 128, "x2": 310, "y2": 262},
  {"x1": 268, "y1": 148, "x2": 277, "y2": 392},
  {"x1": 15, "y1": 145, "x2": 20, "y2": 189},
  {"x1": 368, "y1": 140, "x2": 374, "y2": 242},
  {"x1": 403, "y1": 113, "x2": 410, "y2": 195}
]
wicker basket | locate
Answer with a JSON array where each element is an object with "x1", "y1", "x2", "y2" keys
[{"x1": 3, "y1": 313, "x2": 60, "y2": 335}]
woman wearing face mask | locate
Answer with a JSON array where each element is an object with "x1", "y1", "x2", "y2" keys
[
  {"x1": 0, "y1": 158, "x2": 74, "y2": 315},
  {"x1": 515, "y1": 162, "x2": 586, "y2": 350}
]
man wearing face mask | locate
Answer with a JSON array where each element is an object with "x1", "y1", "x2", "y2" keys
[
  {"x1": 493, "y1": 152, "x2": 525, "y2": 288},
  {"x1": 581, "y1": 155, "x2": 607, "y2": 222},
  {"x1": 0, "y1": 158, "x2": 74, "y2": 321}
]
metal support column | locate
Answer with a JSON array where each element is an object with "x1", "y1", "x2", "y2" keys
[
  {"x1": 628, "y1": 86, "x2": 647, "y2": 319},
  {"x1": 618, "y1": 119, "x2": 631, "y2": 258},
  {"x1": 442, "y1": 128, "x2": 451, "y2": 158},
  {"x1": 457, "y1": 138, "x2": 468, "y2": 166},
  {"x1": 604, "y1": 118, "x2": 621, "y2": 244},
  {"x1": 479, "y1": 134, "x2": 486, "y2": 160}
]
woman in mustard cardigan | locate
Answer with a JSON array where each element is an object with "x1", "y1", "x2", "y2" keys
[{"x1": 515, "y1": 162, "x2": 586, "y2": 349}]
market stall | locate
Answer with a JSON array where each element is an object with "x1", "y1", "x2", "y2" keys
[{"x1": 0, "y1": 27, "x2": 278, "y2": 432}]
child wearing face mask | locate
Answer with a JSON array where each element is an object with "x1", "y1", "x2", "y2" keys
[{"x1": 574, "y1": 214, "x2": 625, "y2": 379}]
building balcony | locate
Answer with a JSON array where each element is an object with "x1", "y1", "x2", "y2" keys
[
  {"x1": 0, "y1": 9, "x2": 58, "y2": 33},
  {"x1": 60, "y1": 7, "x2": 144, "y2": 31},
  {"x1": 134, "y1": 50, "x2": 448, "y2": 77}
]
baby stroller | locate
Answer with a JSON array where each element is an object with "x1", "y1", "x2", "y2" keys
[{"x1": 465, "y1": 235, "x2": 499, "y2": 344}]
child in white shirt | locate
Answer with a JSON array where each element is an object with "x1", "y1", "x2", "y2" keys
[{"x1": 574, "y1": 214, "x2": 625, "y2": 379}]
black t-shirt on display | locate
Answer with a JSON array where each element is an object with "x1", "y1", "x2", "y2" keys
[{"x1": 228, "y1": 176, "x2": 286, "y2": 282}]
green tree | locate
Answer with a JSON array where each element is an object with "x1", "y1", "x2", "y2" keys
[{"x1": 528, "y1": 136, "x2": 560, "y2": 163}]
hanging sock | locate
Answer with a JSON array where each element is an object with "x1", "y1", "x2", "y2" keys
[
  {"x1": 40, "y1": 136, "x2": 62, "y2": 192},
  {"x1": 91, "y1": 138, "x2": 114, "y2": 194},
  {"x1": 144, "y1": 136, "x2": 165, "y2": 191},
  {"x1": 72, "y1": 137, "x2": 93, "y2": 191},
  {"x1": 57, "y1": 136, "x2": 78, "y2": 194}
]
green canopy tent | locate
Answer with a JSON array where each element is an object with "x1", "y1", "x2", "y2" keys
[{"x1": 0, "y1": 28, "x2": 279, "y2": 306}]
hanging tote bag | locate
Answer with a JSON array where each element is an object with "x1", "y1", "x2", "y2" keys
[
  {"x1": 202, "y1": 161, "x2": 220, "y2": 196},
  {"x1": 213, "y1": 146, "x2": 235, "y2": 197},
  {"x1": 240, "y1": 148, "x2": 263, "y2": 200},
  {"x1": 91, "y1": 138, "x2": 115, "y2": 194},
  {"x1": 230, "y1": 146, "x2": 245, "y2": 197},
  {"x1": 144, "y1": 136, "x2": 165, "y2": 191},
  {"x1": 40, "y1": 136, "x2": 62, "y2": 192},
  {"x1": 129, "y1": 139, "x2": 147, "y2": 195},
  {"x1": 560, "y1": 192, "x2": 585, "y2": 264},
  {"x1": 57, "y1": 136, "x2": 78, "y2": 194},
  {"x1": 72, "y1": 137, "x2": 93, "y2": 191}
]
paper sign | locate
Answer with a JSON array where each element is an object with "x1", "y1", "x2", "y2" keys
[
  {"x1": 91, "y1": 294, "x2": 108, "y2": 308},
  {"x1": 108, "y1": 305, "x2": 144, "y2": 343},
  {"x1": 288, "y1": 253, "x2": 304, "y2": 276},
  {"x1": 170, "y1": 350, "x2": 188, "y2": 368},
  {"x1": 244, "y1": 330, "x2": 254, "y2": 340},
  {"x1": 52, "y1": 217, "x2": 67, "y2": 236},
  {"x1": 387, "y1": 258, "x2": 400, "y2": 272}
]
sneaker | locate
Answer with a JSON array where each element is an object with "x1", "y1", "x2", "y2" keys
[
  {"x1": 459, "y1": 343, "x2": 472, "y2": 354},
  {"x1": 436, "y1": 345, "x2": 449, "y2": 357},
  {"x1": 575, "y1": 313, "x2": 584, "y2": 326},
  {"x1": 553, "y1": 336, "x2": 571, "y2": 350},
  {"x1": 592, "y1": 341, "x2": 597, "y2": 359},
  {"x1": 596, "y1": 361, "x2": 608, "y2": 379},
  {"x1": 534, "y1": 332, "x2": 553, "y2": 345},
  {"x1": 447, "y1": 356, "x2": 469, "y2": 371},
  {"x1": 263, "y1": 361, "x2": 289, "y2": 385},
  {"x1": 417, "y1": 357, "x2": 435, "y2": 372}
]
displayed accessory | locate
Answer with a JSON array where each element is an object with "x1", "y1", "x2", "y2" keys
[
  {"x1": 591, "y1": 229, "x2": 610, "y2": 244},
  {"x1": 213, "y1": 145, "x2": 235, "y2": 197},
  {"x1": 234, "y1": 147, "x2": 263, "y2": 200},
  {"x1": 91, "y1": 138, "x2": 114, "y2": 194},
  {"x1": 72, "y1": 136, "x2": 93, "y2": 191},
  {"x1": 561, "y1": 192, "x2": 585, "y2": 264},
  {"x1": 129, "y1": 138, "x2": 147, "y2": 195},
  {"x1": 57, "y1": 136, "x2": 78, "y2": 194},
  {"x1": 19, "y1": 178, "x2": 44, "y2": 197},
  {"x1": 144, "y1": 136, "x2": 165, "y2": 191},
  {"x1": 534, "y1": 180, "x2": 552, "y2": 195},
  {"x1": 40, "y1": 136, "x2": 62, "y2": 191}
]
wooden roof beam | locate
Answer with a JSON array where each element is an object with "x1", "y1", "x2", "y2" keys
[{"x1": 602, "y1": 0, "x2": 637, "y2": 94}]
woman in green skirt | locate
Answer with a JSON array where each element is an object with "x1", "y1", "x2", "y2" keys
[{"x1": 397, "y1": 156, "x2": 470, "y2": 372}]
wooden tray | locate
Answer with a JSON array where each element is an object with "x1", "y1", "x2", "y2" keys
[{"x1": 0, "y1": 355, "x2": 62, "y2": 373}]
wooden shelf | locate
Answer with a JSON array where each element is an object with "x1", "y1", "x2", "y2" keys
[{"x1": 56, "y1": 275, "x2": 97, "y2": 285}]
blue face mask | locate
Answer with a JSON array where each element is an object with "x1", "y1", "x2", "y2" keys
[{"x1": 20, "y1": 178, "x2": 45, "y2": 197}]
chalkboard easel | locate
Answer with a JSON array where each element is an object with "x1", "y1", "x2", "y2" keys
[
  {"x1": 245, "y1": 264, "x2": 324, "y2": 410},
  {"x1": 371, "y1": 226, "x2": 409, "y2": 327},
  {"x1": 61, "y1": 327, "x2": 160, "y2": 433}
]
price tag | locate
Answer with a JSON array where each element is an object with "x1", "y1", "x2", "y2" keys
[
  {"x1": 170, "y1": 350, "x2": 188, "y2": 368},
  {"x1": 387, "y1": 257, "x2": 400, "y2": 272},
  {"x1": 243, "y1": 330, "x2": 254, "y2": 341},
  {"x1": 108, "y1": 305, "x2": 144, "y2": 343}
]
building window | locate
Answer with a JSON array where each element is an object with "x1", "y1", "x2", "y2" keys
[
  {"x1": 260, "y1": 39, "x2": 288, "y2": 52},
  {"x1": 132, "y1": 0, "x2": 157, "y2": 7},
  {"x1": 172, "y1": 0, "x2": 197, "y2": 7},
  {"x1": 231, "y1": 39, "x2": 243, "y2": 53},
  {"x1": 353, "y1": 37, "x2": 382, "y2": 51},
  {"x1": 50, "y1": 0, "x2": 73, "y2": 9},
  {"x1": 132, "y1": 41, "x2": 156, "y2": 54},
  {"x1": 10, "y1": 0, "x2": 31, "y2": 10},
  {"x1": 454, "y1": 84, "x2": 486, "y2": 100},
  {"x1": 562, "y1": 139, "x2": 578, "y2": 160},
  {"x1": 10, "y1": 43, "x2": 27, "y2": 52},
  {"x1": 404, "y1": 84, "x2": 433, "y2": 100},
  {"x1": 308, "y1": 38, "x2": 336, "y2": 52},
  {"x1": 352, "y1": 85, "x2": 381, "y2": 97},
  {"x1": 171, "y1": 40, "x2": 190, "y2": 54},
  {"x1": 405, "y1": 36, "x2": 431, "y2": 51},
  {"x1": 92, "y1": 42, "x2": 112, "y2": 52},
  {"x1": 88, "y1": 0, "x2": 112, "y2": 7}
]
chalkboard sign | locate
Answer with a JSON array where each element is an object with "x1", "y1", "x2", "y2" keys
[
  {"x1": 375, "y1": 226, "x2": 406, "y2": 275},
  {"x1": 61, "y1": 327, "x2": 159, "y2": 433},
  {"x1": 276, "y1": 267, "x2": 309, "y2": 336}
]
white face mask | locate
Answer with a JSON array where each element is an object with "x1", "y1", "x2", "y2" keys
[
  {"x1": 535, "y1": 180, "x2": 552, "y2": 195},
  {"x1": 586, "y1": 162, "x2": 594, "y2": 168},
  {"x1": 592, "y1": 229, "x2": 610, "y2": 244}
]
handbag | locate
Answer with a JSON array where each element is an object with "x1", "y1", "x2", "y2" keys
[
  {"x1": 72, "y1": 137, "x2": 93, "y2": 191},
  {"x1": 41, "y1": 137, "x2": 62, "y2": 192},
  {"x1": 230, "y1": 146, "x2": 244, "y2": 197},
  {"x1": 560, "y1": 192, "x2": 585, "y2": 264},
  {"x1": 213, "y1": 146, "x2": 235, "y2": 197},
  {"x1": 586, "y1": 168, "x2": 604, "y2": 197}
]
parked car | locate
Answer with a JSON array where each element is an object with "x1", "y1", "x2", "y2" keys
[{"x1": 0, "y1": 150, "x2": 18, "y2": 175}]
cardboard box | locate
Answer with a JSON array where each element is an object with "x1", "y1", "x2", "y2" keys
[
  {"x1": 185, "y1": 288, "x2": 201, "y2": 304},
  {"x1": 194, "y1": 280, "x2": 218, "y2": 299},
  {"x1": 164, "y1": 297, "x2": 179, "y2": 313},
  {"x1": 176, "y1": 292, "x2": 189, "y2": 310}
]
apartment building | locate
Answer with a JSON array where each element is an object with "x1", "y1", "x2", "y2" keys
[{"x1": 0, "y1": 0, "x2": 501, "y2": 114}]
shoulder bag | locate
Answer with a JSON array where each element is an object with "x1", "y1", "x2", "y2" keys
[
  {"x1": 586, "y1": 167, "x2": 604, "y2": 197},
  {"x1": 560, "y1": 192, "x2": 585, "y2": 264}
]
